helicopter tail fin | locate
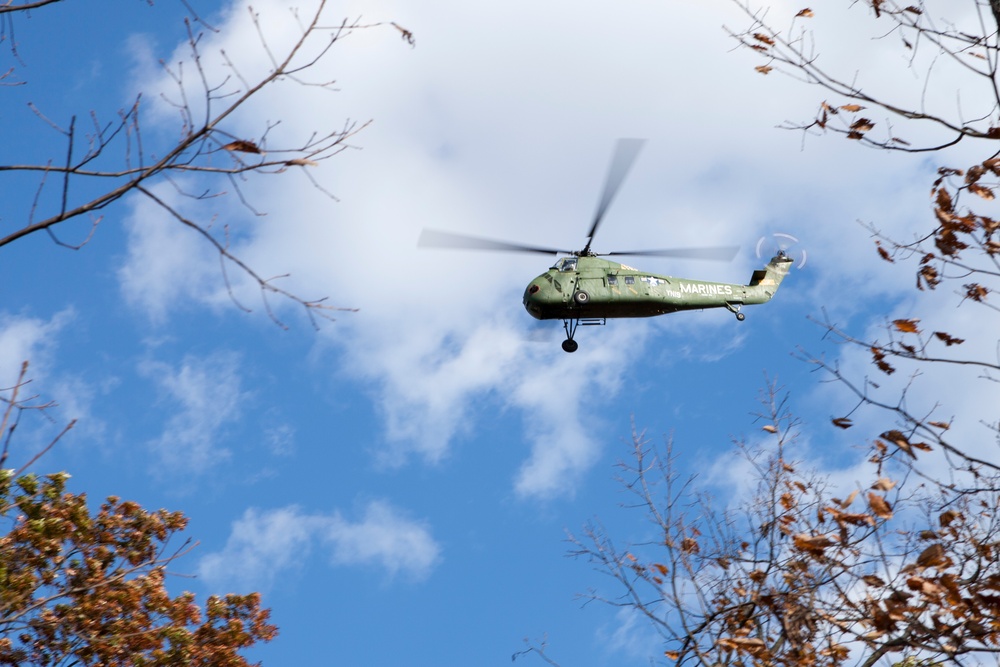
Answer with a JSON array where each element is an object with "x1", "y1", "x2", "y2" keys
[{"x1": 745, "y1": 252, "x2": 793, "y2": 303}]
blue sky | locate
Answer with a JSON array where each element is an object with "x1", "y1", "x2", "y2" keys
[{"x1": 3, "y1": 1, "x2": 999, "y2": 665}]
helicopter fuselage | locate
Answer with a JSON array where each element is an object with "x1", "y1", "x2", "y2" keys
[{"x1": 522, "y1": 254, "x2": 792, "y2": 321}]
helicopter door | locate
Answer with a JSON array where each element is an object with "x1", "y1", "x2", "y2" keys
[{"x1": 575, "y1": 276, "x2": 607, "y2": 305}]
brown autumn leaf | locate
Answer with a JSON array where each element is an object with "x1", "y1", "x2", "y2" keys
[
  {"x1": 755, "y1": 65, "x2": 774, "y2": 75},
  {"x1": 796, "y1": 8, "x2": 814, "y2": 18},
  {"x1": 850, "y1": 118, "x2": 875, "y2": 132},
  {"x1": 939, "y1": 509, "x2": 960, "y2": 527},
  {"x1": 927, "y1": 420, "x2": 951, "y2": 430},
  {"x1": 933, "y1": 332, "x2": 964, "y2": 346},
  {"x1": 867, "y1": 492, "x2": 893, "y2": 520},
  {"x1": 862, "y1": 574, "x2": 886, "y2": 587},
  {"x1": 841, "y1": 104, "x2": 865, "y2": 112},
  {"x1": 761, "y1": 424, "x2": 778, "y2": 433},
  {"x1": 284, "y1": 158, "x2": 319, "y2": 167},
  {"x1": 651, "y1": 563, "x2": 668, "y2": 576},
  {"x1": 718, "y1": 637, "x2": 768, "y2": 655},
  {"x1": 876, "y1": 243, "x2": 894, "y2": 262},
  {"x1": 880, "y1": 430, "x2": 915, "y2": 458},
  {"x1": 964, "y1": 283, "x2": 989, "y2": 301},
  {"x1": 793, "y1": 533, "x2": 835, "y2": 553},
  {"x1": 871, "y1": 477, "x2": 896, "y2": 491},
  {"x1": 222, "y1": 139, "x2": 263, "y2": 154},
  {"x1": 839, "y1": 489, "x2": 859, "y2": 508},
  {"x1": 906, "y1": 575, "x2": 943, "y2": 596},
  {"x1": 984, "y1": 157, "x2": 1000, "y2": 175},
  {"x1": 871, "y1": 347, "x2": 896, "y2": 375},
  {"x1": 665, "y1": 651, "x2": 680, "y2": 661},
  {"x1": 916, "y1": 542, "x2": 949, "y2": 568},
  {"x1": 832, "y1": 417, "x2": 853, "y2": 429},
  {"x1": 680, "y1": 537, "x2": 700, "y2": 554},
  {"x1": 969, "y1": 183, "x2": 996, "y2": 200},
  {"x1": 892, "y1": 318, "x2": 920, "y2": 334},
  {"x1": 753, "y1": 32, "x2": 775, "y2": 45},
  {"x1": 903, "y1": 5, "x2": 922, "y2": 13}
]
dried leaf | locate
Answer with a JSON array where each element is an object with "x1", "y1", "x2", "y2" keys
[
  {"x1": 755, "y1": 65, "x2": 773, "y2": 75},
  {"x1": 862, "y1": 574, "x2": 886, "y2": 587},
  {"x1": 933, "y1": 332, "x2": 964, "y2": 346},
  {"x1": 222, "y1": 139, "x2": 263, "y2": 154},
  {"x1": 850, "y1": 118, "x2": 875, "y2": 132},
  {"x1": 680, "y1": 537, "x2": 700, "y2": 554},
  {"x1": 665, "y1": 651, "x2": 680, "y2": 661},
  {"x1": 871, "y1": 477, "x2": 896, "y2": 491},
  {"x1": 796, "y1": 8, "x2": 814, "y2": 18},
  {"x1": 871, "y1": 347, "x2": 895, "y2": 375},
  {"x1": 881, "y1": 430, "x2": 915, "y2": 458},
  {"x1": 793, "y1": 533, "x2": 835, "y2": 553},
  {"x1": 916, "y1": 542, "x2": 948, "y2": 568},
  {"x1": 867, "y1": 492, "x2": 893, "y2": 519},
  {"x1": 876, "y1": 242, "x2": 894, "y2": 263},
  {"x1": 753, "y1": 33, "x2": 775, "y2": 45},
  {"x1": 284, "y1": 158, "x2": 319, "y2": 167},
  {"x1": 832, "y1": 417, "x2": 853, "y2": 429},
  {"x1": 969, "y1": 183, "x2": 995, "y2": 200},
  {"x1": 939, "y1": 509, "x2": 960, "y2": 527},
  {"x1": 964, "y1": 283, "x2": 989, "y2": 301},
  {"x1": 892, "y1": 318, "x2": 920, "y2": 333},
  {"x1": 840, "y1": 489, "x2": 859, "y2": 508},
  {"x1": 762, "y1": 424, "x2": 778, "y2": 433},
  {"x1": 841, "y1": 104, "x2": 865, "y2": 112},
  {"x1": 928, "y1": 420, "x2": 951, "y2": 430},
  {"x1": 966, "y1": 164, "x2": 986, "y2": 184}
]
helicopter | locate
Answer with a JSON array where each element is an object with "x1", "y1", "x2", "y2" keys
[{"x1": 418, "y1": 139, "x2": 793, "y2": 353}]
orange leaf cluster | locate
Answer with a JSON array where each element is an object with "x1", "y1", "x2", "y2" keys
[{"x1": 0, "y1": 472, "x2": 277, "y2": 666}]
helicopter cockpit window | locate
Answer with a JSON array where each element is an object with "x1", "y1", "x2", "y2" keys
[
  {"x1": 624, "y1": 276, "x2": 635, "y2": 285},
  {"x1": 607, "y1": 275, "x2": 618, "y2": 286},
  {"x1": 554, "y1": 258, "x2": 578, "y2": 272}
]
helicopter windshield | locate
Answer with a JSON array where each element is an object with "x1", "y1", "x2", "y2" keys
[{"x1": 553, "y1": 257, "x2": 578, "y2": 272}]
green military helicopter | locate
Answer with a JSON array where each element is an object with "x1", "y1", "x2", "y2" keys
[{"x1": 419, "y1": 139, "x2": 793, "y2": 353}]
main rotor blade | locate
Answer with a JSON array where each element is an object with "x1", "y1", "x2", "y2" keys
[
  {"x1": 418, "y1": 229, "x2": 572, "y2": 256},
  {"x1": 586, "y1": 138, "x2": 646, "y2": 246},
  {"x1": 602, "y1": 246, "x2": 741, "y2": 261}
]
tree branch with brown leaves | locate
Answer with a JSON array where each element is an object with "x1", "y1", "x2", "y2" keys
[{"x1": 567, "y1": 387, "x2": 1000, "y2": 667}]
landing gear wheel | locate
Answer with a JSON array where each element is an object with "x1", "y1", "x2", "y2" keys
[
  {"x1": 573, "y1": 290, "x2": 590, "y2": 305},
  {"x1": 736, "y1": 312, "x2": 746, "y2": 321},
  {"x1": 562, "y1": 339, "x2": 579, "y2": 353}
]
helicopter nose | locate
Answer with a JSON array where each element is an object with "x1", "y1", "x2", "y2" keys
[{"x1": 522, "y1": 282, "x2": 544, "y2": 319}]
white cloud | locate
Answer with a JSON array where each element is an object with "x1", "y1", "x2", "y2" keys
[
  {"x1": 198, "y1": 505, "x2": 318, "y2": 592},
  {"x1": 323, "y1": 499, "x2": 441, "y2": 578},
  {"x1": 0, "y1": 311, "x2": 70, "y2": 383},
  {"x1": 0, "y1": 310, "x2": 105, "y2": 449},
  {"x1": 116, "y1": 0, "x2": 990, "y2": 499},
  {"x1": 139, "y1": 351, "x2": 248, "y2": 472},
  {"x1": 118, "y1": 182, "x2": 232, "y2": 324},
  {"x1": 198, "y1": 500, "x2": 441, "y2": 592}
]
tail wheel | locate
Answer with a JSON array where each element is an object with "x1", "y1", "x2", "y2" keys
[
  {"x1": 562, "y1": 339, "x2": 579, "y2": 353},
  {"x1": 736, "y1": 312, "x2": 746, "y2": 321},
  {"x1": 573, "y1": 290, "x2": 590, "y2": 305}
]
